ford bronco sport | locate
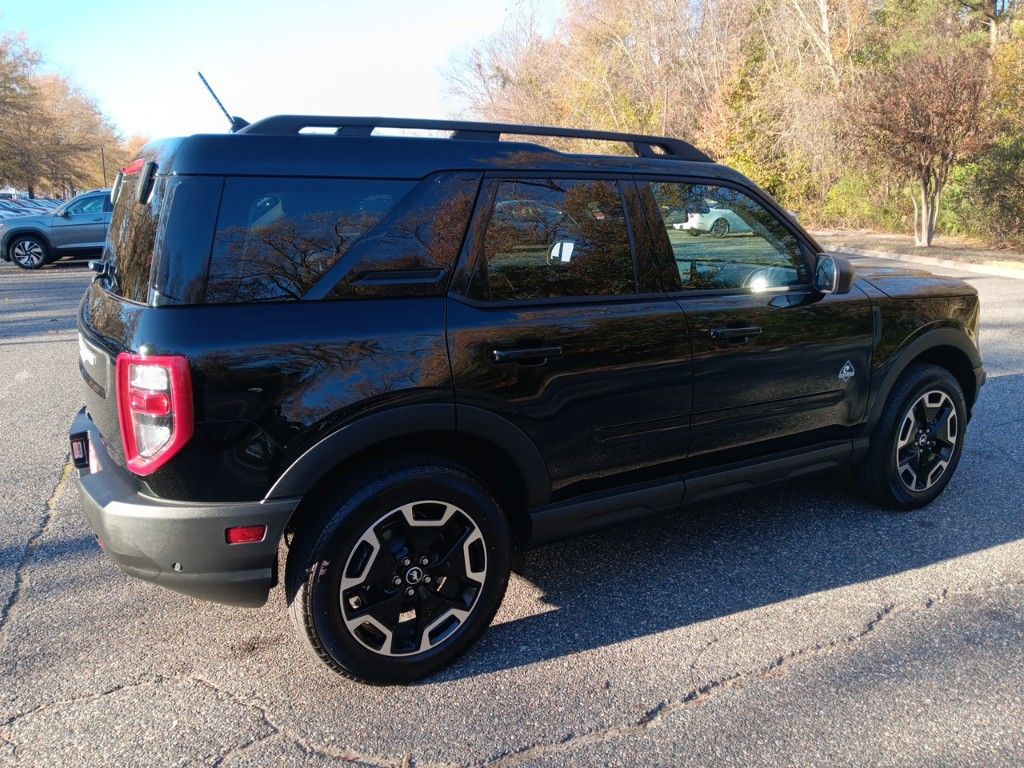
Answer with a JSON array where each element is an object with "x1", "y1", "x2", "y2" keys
[{"x1": 70, "y1": 116, "x2": 984, "y2": 684}]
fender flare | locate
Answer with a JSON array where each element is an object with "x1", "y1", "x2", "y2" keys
[
  {"x1": 864, "y1": 327, "x2": 982, "y2": 432},
  {"x1": 265, "y1": 402, "x2": 551, "y2": 508}
]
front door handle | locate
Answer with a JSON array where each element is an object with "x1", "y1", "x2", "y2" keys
[
  {"x1": 492, "y1": 346, "x2": 563, "y2": 364},
  {"x1": 708, "y1": 325, "x2": 762, "y2": 342}
]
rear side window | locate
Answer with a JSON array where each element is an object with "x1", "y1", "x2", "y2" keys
[
  {"x1": 474, "y1": 178, "x2": 636, "y2": 302},
  {"x1": 205, "y1": 178, "x2": 415, "y2": 303},
  {"x1": 103, "y1": 175, "x2": 165, "y2": 304}
]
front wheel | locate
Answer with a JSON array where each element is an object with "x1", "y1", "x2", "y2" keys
[
  {"x1": 709, "y1": 218, "x2": 730, "y2": 238},
  {"x1": 286, "y1": 459, "x2": 511, "y2": 684},
  {"x1": 855, "y1": 364, "x2": 967, "y2": 510},
  {"x1": 9, "y1": 235, "x2": 49, "y2": 269}
]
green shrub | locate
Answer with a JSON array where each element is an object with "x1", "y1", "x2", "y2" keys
[{"x1": 940, "y1": 133, "x2": 1024, "y2": 247}]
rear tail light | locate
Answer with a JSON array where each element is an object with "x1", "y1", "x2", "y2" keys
[{"x1": 115, "y1": 353, "x2": 193, "y2": 475}]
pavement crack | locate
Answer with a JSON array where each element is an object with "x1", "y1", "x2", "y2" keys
[
  {"x1": 0, "y1": 458, "x2": 74, "y2": 640},
  {"x1": 0, "y1": 675, "x2": 163, "y2": 735},
  {"x1": 478, "y1": 603, "x2": 897, "y2": 767},
  {"x1": 190, "y1": 675, "x2": 443, "y2": 768}
]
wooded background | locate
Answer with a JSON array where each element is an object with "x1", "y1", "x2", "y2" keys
[
  {"x1": 447, "y1": 0, "x2": 1023, "y2": 247},
  {"x1": 0, "y1": 34, "x2": 144, "y2": 199},
  {"x1": 1, "y1": 2, "x2": 1020, "y2": 247}
]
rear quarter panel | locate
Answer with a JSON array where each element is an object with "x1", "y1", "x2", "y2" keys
[{"x1": 80, "y1": 284, "x2": 451, "y2": 501}]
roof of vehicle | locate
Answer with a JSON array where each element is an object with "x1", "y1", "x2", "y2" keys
[{"x1": 138, "y1": 115, "x2": 750, "y2": 184}]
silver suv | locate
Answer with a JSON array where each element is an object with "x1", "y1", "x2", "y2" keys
[{"x1": 0, "y1": 189, "x2": 111, "y2": 270}]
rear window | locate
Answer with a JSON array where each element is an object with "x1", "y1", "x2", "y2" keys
[
  {"x1": 103, "y1": 175, "x2": 165, "y2": 304},
  {"x1": 204, "y1": 177, "x2": 415, "y2": 303}
]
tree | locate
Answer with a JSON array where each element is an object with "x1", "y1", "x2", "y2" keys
[{"x1": 849, "y1": 45, "x2": 994, "y2": 246}]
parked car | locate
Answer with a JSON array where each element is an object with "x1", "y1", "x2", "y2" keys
[
  {"x1": 0, "y1": 189, "x2": 111, "y2": 269},
  {"x1": 671, "y1": 193, "x2": 755, "y2": 237},
  {"x1": 70, "y1": 116, "x2": 983, "y2": 684}
]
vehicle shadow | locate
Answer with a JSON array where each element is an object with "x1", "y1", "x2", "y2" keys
[{"x1": 436, "y1": 421, "x2": 1024, "y2": 682}]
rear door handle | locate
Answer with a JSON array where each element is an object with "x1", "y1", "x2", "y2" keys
[
  {"x1": 708, "y1": 326, "x2": 762, "y2": 342},
  {"x1": 492, "y1": 346, "x2": 563, "y2": 364}
]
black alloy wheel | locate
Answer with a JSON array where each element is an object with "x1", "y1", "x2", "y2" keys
[{"x1": 286, "y1": 459, "x2": 511, "y2": 684}]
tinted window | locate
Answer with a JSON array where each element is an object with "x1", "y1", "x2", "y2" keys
[
  {"x1": 66, "y1": 195, "x2": 105, "y2": 215},
  {"x1": 205, "y1": 177, "x2": 415, "y2": 303},
  {"x1": 102, "y1": 176, "x2": 165, "y2": 304},
  {"x1": 478, "y1": 178, "x2": 635, "y2": 301},
  {"x1": 650, "y1": 182, "x2": 806, "y2": 291},
  {"x1": 324, "y1": 173, "x2": 480, "y2": 299}
]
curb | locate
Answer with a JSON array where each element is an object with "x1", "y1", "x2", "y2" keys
[{"x1": 826, "y1": 246, "x2": 1024, "y2": 281}]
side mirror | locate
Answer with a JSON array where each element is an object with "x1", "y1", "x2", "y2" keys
[
  {"x1": 57, "y1": 209, "x2": 70, "y2": 218},
  {"x1": 813, "y1": 253, "x2": 854, "y2": 295},
  {"x1": 548, "y1": 241, "x2": 576, "y2": 264}
]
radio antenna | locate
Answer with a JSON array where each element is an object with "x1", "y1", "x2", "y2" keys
[{"x1": 197, "y1": 71, "x2": 249, "y2": 133}]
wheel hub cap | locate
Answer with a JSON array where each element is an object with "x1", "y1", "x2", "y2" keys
[
  {"x1": 895, "y1": 389, "x2": 957, "y2": 492},
  {"x1": 339, "y1": 500, "x2": 487, "y2": 657}
]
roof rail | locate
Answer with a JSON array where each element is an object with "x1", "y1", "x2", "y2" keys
[{"x1": 239, "y1": 115, "x2": 713, "y2": 162}]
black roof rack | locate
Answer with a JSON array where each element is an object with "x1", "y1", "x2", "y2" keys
[{"x1": 239, "y1": 115, "x2": 713, "y2": 163}]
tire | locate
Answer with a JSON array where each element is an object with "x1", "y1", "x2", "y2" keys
[
  {"x1": 710, "y1": 218, "x2": 730, "y2": 238},
  {"x1": 855, "y1": 363, "x2": 967, "y2": 510},
  {"x1": 285, "y1": 458, "x2": 511, "y2": 684},
  {"x1": 8, "y1": 235, "x2": 49, "y2": 269}
]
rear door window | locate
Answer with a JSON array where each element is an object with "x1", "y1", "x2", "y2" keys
[
  {"x1": 205, "y1": 177, "x2": 415, "y2": 303},
  {"x1": 473, "y1": 178, "x2": 636, "y2": 301}
]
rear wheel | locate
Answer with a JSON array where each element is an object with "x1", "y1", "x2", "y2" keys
[
  {"x1": 710, "y1": 218, "x2": 730, "y2": 238},
  {"x1": 855, "y1": 364, "x2": 966, "y2": 510},
  {"x1": 9, "y1": 235, "x2": 48, "y2": 269},
  {"x1": 285, "y1": 459, "x2": 511, "y2": 684}
]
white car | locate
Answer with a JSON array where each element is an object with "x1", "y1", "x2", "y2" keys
[{"x1": 672, "y1": 203, "x2": 753, "y2": 238}]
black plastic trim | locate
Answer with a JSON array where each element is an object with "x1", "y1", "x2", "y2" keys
[
  {"x1": 527, "y1": 439, "x2": 859, "y2": 547},
  {"x1": 71, "y1": 408, "x2": 297, "y2": 608},
  {"x1": 266, "y1": 404, "x2": 456, "y2": 499},
  {"x1": 864, "y1": 328, "x2": 983, "y2": 432}
]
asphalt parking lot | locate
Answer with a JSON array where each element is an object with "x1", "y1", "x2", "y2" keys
[{"x1": 1, "y1": 256, "x2": 1022, "y2": 767}]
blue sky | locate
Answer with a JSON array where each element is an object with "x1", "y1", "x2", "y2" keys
[{"x1": 0, "y1": 0, "x2": 560, "y2": 139}]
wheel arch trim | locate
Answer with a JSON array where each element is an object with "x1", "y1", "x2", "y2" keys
[
  {"x1": 865, "y1": 327, "x2": 982, "y2": 432},
  {"x1": 264, "y1": 403, "x2": 551, "y2": 508}
]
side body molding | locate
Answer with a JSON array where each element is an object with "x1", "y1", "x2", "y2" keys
[{"x1": 265, "y1": 403, "x2": 552, "y2": 509}]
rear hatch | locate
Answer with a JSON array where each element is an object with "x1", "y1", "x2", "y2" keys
[{"x1": 77, "y1": 166, "x2": 163, "y2": 467}]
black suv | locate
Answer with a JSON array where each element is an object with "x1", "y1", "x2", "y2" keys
[{"x1": 70, "y1": 116, "x2": 983, "y2": 684}]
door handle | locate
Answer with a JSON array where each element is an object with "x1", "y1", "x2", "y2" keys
[
  {"x1": 492, "y1": 346, "x2": 563, "y2": 364},
  {"x1": 708, "y1": 325, "x2": 762, "y2": 342},
  {"x1": 90, "y1": 217, "x2": 103, "y2": 222}
]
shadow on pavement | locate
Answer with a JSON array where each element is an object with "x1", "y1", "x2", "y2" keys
[{"x1": 437, "y1": 410, "x2": 1023, "y2": 681}]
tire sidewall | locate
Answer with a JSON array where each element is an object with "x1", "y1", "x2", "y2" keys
[
  {"x1": 879, "y1": 366, "x2": 966, "y2": 508},
  {"x1": 9, "y1": 235, "x2": 48, "y2": 269},
  {"x1": 303, "y1": 467, "x2": 510, "y2": 684}
]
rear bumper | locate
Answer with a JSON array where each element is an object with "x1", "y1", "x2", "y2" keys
[{"x1": 70, "y1": 408, "x2": 298, "y2": 607}]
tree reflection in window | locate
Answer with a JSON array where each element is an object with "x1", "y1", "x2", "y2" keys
[
  {"x1": 206, "y1": 178, "x2": 414, "y2": 303},
  {"x1": 480, "y1": 179, "x2": 636, "y2": 301}
]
